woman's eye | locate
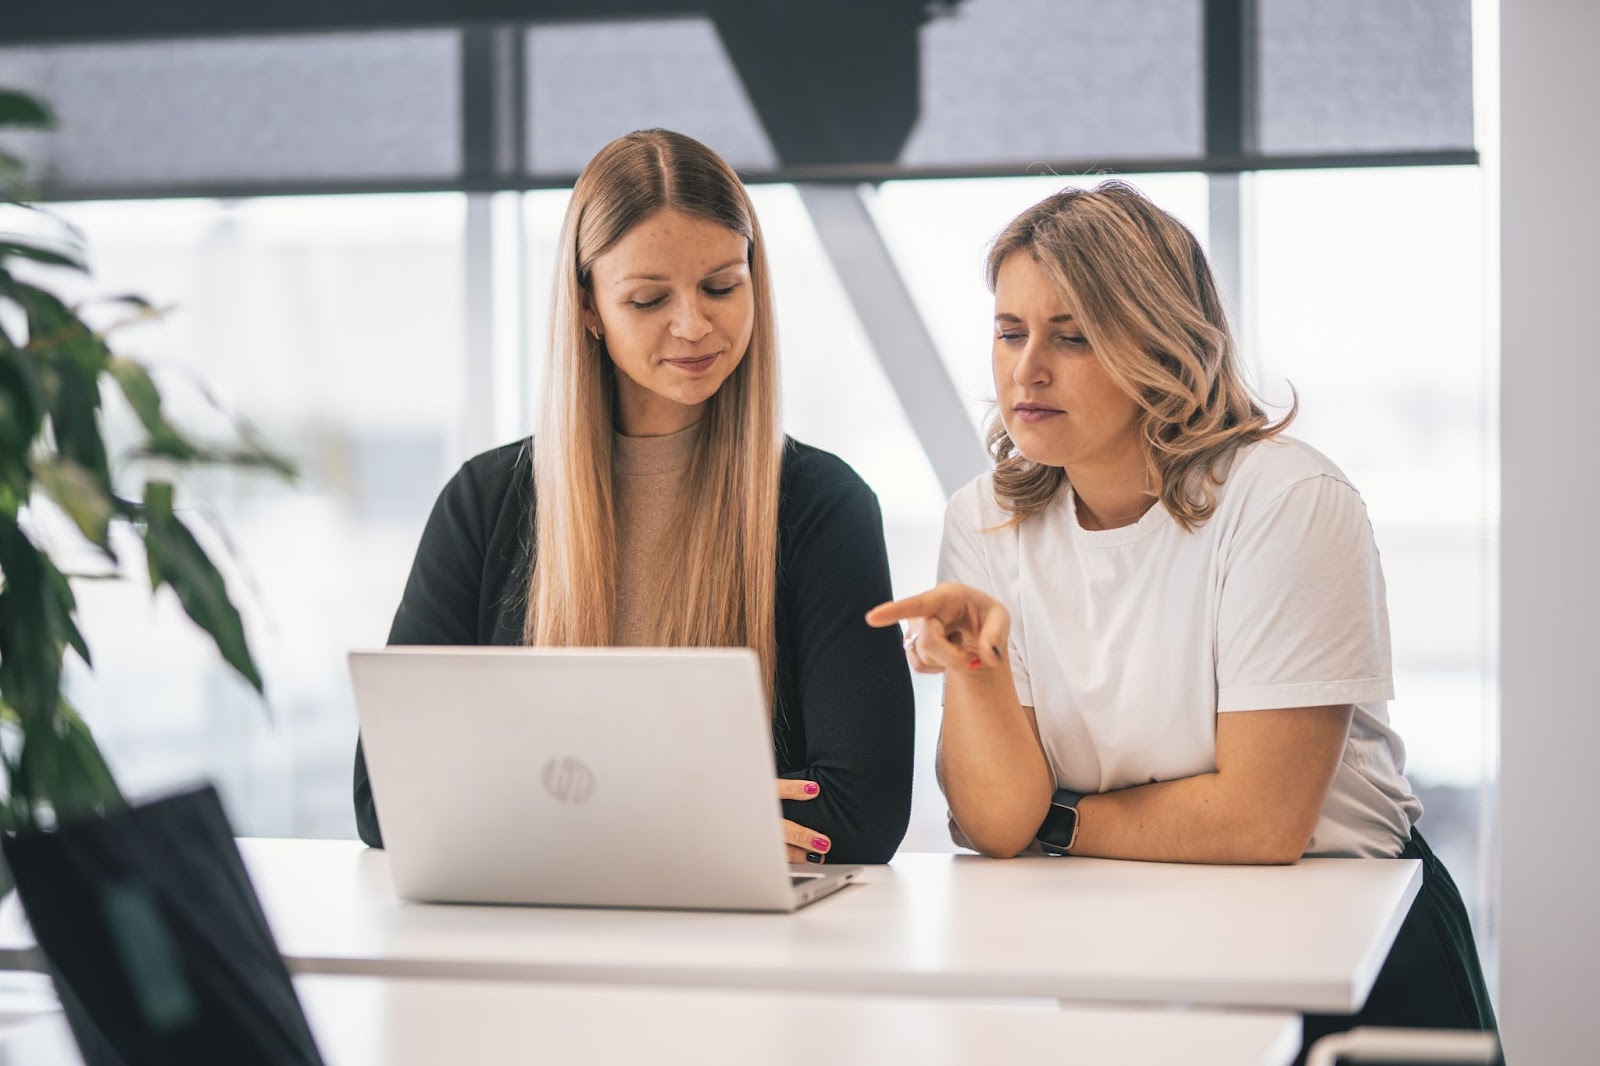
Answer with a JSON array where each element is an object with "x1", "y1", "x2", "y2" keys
[
  {"x1": 628, "y1": 296, "x2": 666, "y2": 310},
  {"x1": 704, "y1": 283, "x2": 739, "y2": 297},
  {"x1": 997, "y1": 331, "x2": 1026, "y2": 343},
  {"x1": 1057, "y1": 334, "x2": 1089, "y2": 347}
]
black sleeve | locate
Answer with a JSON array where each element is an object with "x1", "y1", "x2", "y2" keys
[
  {"x1": 776, "y1": 477, "x2": 915, "y2": 865},
  {"x1": 354, "y1": 460, "x2": 487, "y2": 847}
]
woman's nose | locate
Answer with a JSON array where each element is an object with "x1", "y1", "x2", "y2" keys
[
  {"x1": 670, "y1": 297, "x2": 713, "y2": 342},
  {"x1": 1011, "y1": 338, "x2": 1050, "y2": 385}
]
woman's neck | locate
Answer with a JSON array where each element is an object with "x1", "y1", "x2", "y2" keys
[
  {"x1": 1065, "y1": 457, "x2": 1156, "y2": 531},
  {"x1": 614, "y1": 377, "x2": 707, "y2": 438}
]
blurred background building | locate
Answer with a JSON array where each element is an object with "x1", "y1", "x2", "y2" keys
[{"x1": 0, "y1": 0, "x2": 1494, "y2": 987}]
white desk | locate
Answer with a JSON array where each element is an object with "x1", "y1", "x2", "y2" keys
[
  {"x1": 0, "y1": 973, "x2": 1302, "y2": 1066},
  {"x1": 0, "y1": 840, "x2": 1420, "y2": 1014}
]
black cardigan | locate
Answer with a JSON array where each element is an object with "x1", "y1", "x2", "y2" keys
[{"x1": 353, "y1": 437, "x2": 915, "y2": 864}]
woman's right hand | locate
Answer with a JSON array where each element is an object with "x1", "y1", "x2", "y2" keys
[{"x1": 865, "y1": 582, "x2": 1011, "y2": 675}]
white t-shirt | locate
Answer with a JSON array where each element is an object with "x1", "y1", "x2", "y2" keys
[{"x1": 938, "y1": 436, "x2": 1421, "y2": 858}]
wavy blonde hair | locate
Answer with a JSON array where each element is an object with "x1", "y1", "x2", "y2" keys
[
  {"x1": 525, "y1": 129, "x2": 783, "y2": 703},
  {"x1": 984, "y1": 180, "x2": 1293, "y2": 529}
]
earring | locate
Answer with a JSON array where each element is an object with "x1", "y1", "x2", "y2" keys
[{"x1": 589, "y1": 326, "x2": 603, "y2": 340}]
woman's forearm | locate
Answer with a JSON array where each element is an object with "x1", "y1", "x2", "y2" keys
[
  {"x1": 1070, "y1": 705, "x2": 1351, "y2": 864},
  {"x1": 936, "y1": 666, "x2": 1055, "y2": 857},
  {"x1": 1071, "y1": 774, "x2": 1305, "y2": 864}
]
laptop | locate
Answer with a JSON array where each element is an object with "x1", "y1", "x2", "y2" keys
[{"x1": 348, "y1": 646, "x2": 861, "y2": 912}]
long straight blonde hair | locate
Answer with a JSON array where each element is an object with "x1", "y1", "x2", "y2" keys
[
  {"x1": 984, "y1": 180, "x2": 1294, "y2": 529},
  {"x1": 525, "y1": 129, "x2": 784, "y2": 703}
]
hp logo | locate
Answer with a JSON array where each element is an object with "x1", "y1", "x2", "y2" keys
[{"x1": 541, "y1": 757, "x2": 595, "y2": 805}]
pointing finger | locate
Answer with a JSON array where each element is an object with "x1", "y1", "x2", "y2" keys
[{"x1": 866, "y1": 590, "x2": 943, "y2": 627}]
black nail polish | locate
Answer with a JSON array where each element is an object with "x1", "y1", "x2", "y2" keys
[{"x1": 805, "y1": 851, "x2": 824, "y2": 864}]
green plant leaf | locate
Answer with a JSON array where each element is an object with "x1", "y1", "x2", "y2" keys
[
  {"x1": 15, "y1": 702, "x2": 124, "y2": 824},
  {"x1": 43, "y1": 357, "x2": 114, "y2": 494},
  {"x1": 31, "y1": 455, "x2": 114, "y2": 558},
  {"x1": 0, "y1": 92, "x2": 54, "y2": 130},
  {"x1": 0, "y1": 516, "x2": 66, "y2": 727},
  {"x1": 97, "y1": 293, "x2": 156, "y2": 312},
  {"x1": 40, "y1": 556, "x2": 90, "y2": 667},
  {"x1": 0, "y1": 351, "x2": 45, "y2": 497},
  {"x1": 106, "y1": 357, "x2": 193, "y2": 453},
  {"x1": 142, "y1": 482, "x2": 264, "y2": 694},
  {"x1": 1, "y1": 269, "x2": 110, "y2": 378},
  {"x1": 56, "y1": 699, "x2": 124, "y2": 815},
  {"x1": 0, "y1": 239, "x2": 86, "y2": 273}
]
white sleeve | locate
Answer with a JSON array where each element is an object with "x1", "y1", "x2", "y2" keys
[
  {"x1": 1215, "y1": 475, "x2": 1394, "y2": 712},
  {"x1": 936, "y1": 483, "x2": 1032, "y2": 707}
]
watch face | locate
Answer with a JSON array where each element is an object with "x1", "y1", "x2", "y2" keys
[{"x1": 1037, "y1": 802, "x2": 1078, "y2": 852}]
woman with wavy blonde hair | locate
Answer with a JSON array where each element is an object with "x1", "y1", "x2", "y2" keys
[
  {"x1": 869, "y1": 180, "x2": 1494, "y2": 1053},
  {"x1": 356, "y1": 129, "x2": 913, "y2": 865}
]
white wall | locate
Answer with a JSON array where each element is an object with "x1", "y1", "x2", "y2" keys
[{"x1": 1499, "y1": 1, "x2": 1600, "y2": 1061}]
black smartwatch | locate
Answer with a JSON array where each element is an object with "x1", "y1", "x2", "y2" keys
[{"x1": 1035, "y1": 788, "x2": 1087, "y2": 855}]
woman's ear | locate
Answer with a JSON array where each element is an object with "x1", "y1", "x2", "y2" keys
[{"x1": 580, "y1": 292, "x2": 603, "y2": 339}]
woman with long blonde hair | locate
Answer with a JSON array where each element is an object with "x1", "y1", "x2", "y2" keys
[
  {"x1": 868, "y1": 181, "x2": 1494, "y2": 1054},
  {"x1": 356, "y1": 129, "x2": 913, "y2": 865}
]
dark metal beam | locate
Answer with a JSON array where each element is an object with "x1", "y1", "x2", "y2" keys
[
  {"x1": 708, "y1": 0, "x2": 925, "y2": 166},
  {"x1": 24, "y1": 150, "x2": 1483, "y2": 204},
  {"x1": 1204, "y1": 0, "x2": 1258, "y2": 159},
  {"x1": 460, "y1": 24, "x2": 525, "y2": 184}
]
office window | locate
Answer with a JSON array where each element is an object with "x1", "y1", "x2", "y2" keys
[
  {"x1": 525, "y1": 19, "x2": 777, "y2": 175},
  {"x1": 0, "y1": 32, "x2": 461, "y2": 194},
  {"x1": 900, "y1": 0, "x2": 1205, "y2": 165},
  {"x1": 0, "y1": 4, "x2": 1476, "y2": 201},
  {"x1": 40, "y1": 194, "x2": 468, "y2": 837},
  {"x1": 1257, "y1": 0, "x2": 1475, "y2": 155},
  {"x1": 1250, "y1": 165, "x2": 1495, "y2": 967}
]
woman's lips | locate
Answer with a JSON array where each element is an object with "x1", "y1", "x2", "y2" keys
[
  {"x1": 1013, "y1": 404, "x2": 1064, "y2": 424},
  {"x1": 665, "y1": 353, "x2": 718, "y2": 374}
]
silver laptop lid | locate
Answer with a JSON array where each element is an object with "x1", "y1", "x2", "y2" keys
[{"x1": 349, "y1": 647, "x2": 808, "y2": 911}]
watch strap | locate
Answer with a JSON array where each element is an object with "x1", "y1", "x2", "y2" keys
[{"x1": 1035, "y1": 788, "x2": 1087, "y2": 856}]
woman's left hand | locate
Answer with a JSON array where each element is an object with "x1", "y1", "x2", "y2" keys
[{"x1": 775, "y1": 778, "x2": 831, "y2": 863}]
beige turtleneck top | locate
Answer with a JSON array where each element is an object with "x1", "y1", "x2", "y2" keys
[{"x1": 611, "y1": 418, "x2": 703, "y2": 646}]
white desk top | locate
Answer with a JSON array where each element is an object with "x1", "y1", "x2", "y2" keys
[
  {"x1": 0, "y1": 973, "x2": 1301, "y2": 1066},
  {"x1": 0, "y1": 840, "x2": 1421, "y2": 1014}
]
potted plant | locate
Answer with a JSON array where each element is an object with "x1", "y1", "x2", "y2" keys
[{"x1": 0, "y1": 89, "x2": 323, "y2": 1065}]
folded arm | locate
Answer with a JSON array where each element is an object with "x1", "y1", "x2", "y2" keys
[
  {"x1": 941, "y1": 674, "x2": 1352, "y2": 863},
  {"x1": 1067, "y1": 704, "x2": 1353, "y2": 864},
  {"x1": 875, "y1": 582, "x2": 1353, "y2": 864}
]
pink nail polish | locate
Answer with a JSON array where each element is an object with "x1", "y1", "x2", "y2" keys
[
  {"x1": 812, "y1": 837, "x2": 830, "y2": 852},
  {"x1": 803, "y1": 782, "x2": 819, "y2": 795},
  {"x1": 968, "y1": 657, "x2": 982, "y2": 669}
]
